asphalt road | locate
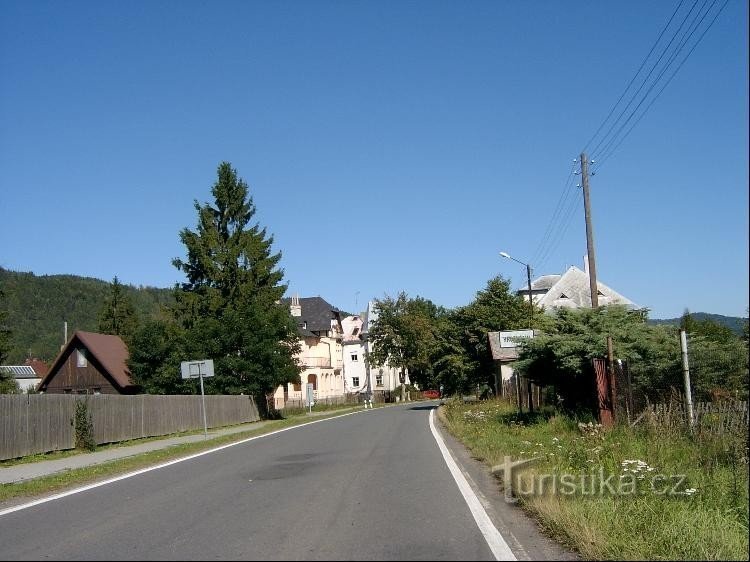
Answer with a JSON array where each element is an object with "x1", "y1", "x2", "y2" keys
[{"x1": 0, "y1": 402, "x2": 572, "y2": 561}]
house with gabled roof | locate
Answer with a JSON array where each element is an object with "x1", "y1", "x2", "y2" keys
[
  {"x1": 37, "y1": 331, "x2": 138, "y2": 394},
  {"x1": 340, "y1": 301, "x2": 407, "y2": 399},
  {"x1": 271, "y1": 296, "x2": 346, "y2": 409},
  {"x1": 518, "y1": 265, "x2": 637, "y2": 311},
  {"x1": 0, "y1": 358, "x2": 49, "y2": 392}
]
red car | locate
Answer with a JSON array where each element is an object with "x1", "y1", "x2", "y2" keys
[{"x1": 422, "y1": 389, "x2": 440, "y2": 399}]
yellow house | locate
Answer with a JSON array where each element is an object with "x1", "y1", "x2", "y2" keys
[{"x1": 271, "y1": 296, "x2": 345, "y2": 409}]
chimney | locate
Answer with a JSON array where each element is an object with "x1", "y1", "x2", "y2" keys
[{"x1": 290, "y1": 294, "x2": 302, "y2": 317}]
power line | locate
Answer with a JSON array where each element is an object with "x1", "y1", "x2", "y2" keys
[
  {"x1": 588, "y1": 0, "x2": 703, "y2": 158},
  {"x1": 593, "y1": 0, "x2": 728, "y2": 170},
  {"x1": 530, "y1": 160, "x2": 577, "y2": 266},
  {"x1": 580, "y1": 0, "x2": 688, "y2": 155}
]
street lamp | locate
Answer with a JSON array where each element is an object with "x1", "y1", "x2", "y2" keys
[
  {"x1": 500, "y1": 251, "x2": 535, "y2": 413},
  {"x1": 499, "y1": 252, "x2": 534, "y2": 328}
]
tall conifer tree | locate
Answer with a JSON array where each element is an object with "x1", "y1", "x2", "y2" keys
[
  {"x1": 97, "y1": 276, "x2": 138, "y2": 342},
  {"x1": 172, "y1": 162, "x2": 300, "y2": 405}
]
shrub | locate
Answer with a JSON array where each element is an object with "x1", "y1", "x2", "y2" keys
[{"x1": 73, "y1": 400, "x2": 96, "y2": 452}]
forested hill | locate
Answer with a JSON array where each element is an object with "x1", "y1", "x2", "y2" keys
[
  {"x1": 649, "y1": 312, "x2": 747, "y2": 335},
  {"x1": 0, "y1": 268, "x2": 174, "y2": 363}
]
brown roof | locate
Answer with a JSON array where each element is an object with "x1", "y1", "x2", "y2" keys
[
  {"x1": 24, "y1": 358, "x2": 49, "y2": 377},
  {"x1": 38, "y1": 331, "x2": 134, "y2": 391}
]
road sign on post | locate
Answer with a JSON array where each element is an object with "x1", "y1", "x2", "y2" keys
[
  {"x1": 180, "y1": 359, "x2": 215, "y2": 439},
  {"x1": 306, "y1": 383, "x2": 315, "y2": 413}
]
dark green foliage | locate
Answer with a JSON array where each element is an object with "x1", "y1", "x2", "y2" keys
[
  {"x1": 162, "y1": 162, "x2": 301, "y2": 404},
  {"x1": 0, "y1": 267, "x2": 173, "y2": 363},
  {"x1": 0, "y1": 286, "x2": 19, "y2": 393},
  {"x1": 368, "y1": 277, "x2": 532, "y2": 396},
  {"x1": 127, "y1": 319, "x2": 197, "y2": 395},
  {"x1": 433, "y1": 276, "x2": 534, "y2": 394},
  {"x1": 0, "y1": 368, "x2": 20, "y2": 394},
  {"x1": 73, "y1": 400, "x2": 96, "y2": 452},
  {"x1": 98, "y1": 276, "x2": 139, "y2": 343},
  {"x1": 368, "y1": 293, "x2": 446, "y2": 398},
  {"x1": 516, "y1": 306, "x2": 681, "y2": 408},
  {"x1": 515, "y1": 306, "x2": 749, "y2": 409}
]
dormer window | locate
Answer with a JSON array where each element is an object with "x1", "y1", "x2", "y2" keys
[
  {"x1": 352, "y1": 327, "x2": 359, "y2": 336},
  {"x1": 559, "y1": 293, "x2": 569, "y2": 299}
]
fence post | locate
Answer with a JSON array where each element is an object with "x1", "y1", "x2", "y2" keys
[
  {"x1": 607, "y1": 336, "x2": 617, "y2": 422},
  {"x1": 679, "y1": 329, "x2": 695, "y2": 429}
]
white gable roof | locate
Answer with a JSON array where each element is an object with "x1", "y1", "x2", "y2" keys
[{"x1": 526, "y1": 266, "x2": 636, "y2": 310}]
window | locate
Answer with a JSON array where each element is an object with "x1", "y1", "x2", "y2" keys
[
  {"x1": 350, "y1": 354, "x2": 358, "y2": 362},
  {"x1": 352, "y1": 327, "x2": 359, "y2": 335},
  {"x1": 352, "y1": 377, "x2": 360, "y2": 387},
  {"x1": 76, "y1": 349, "x2": 87, "y2": 367},
  {"x1": 293, "y1": 383, "x2": 301, "y2": 392},
  {"x1": 376, "y1": 374, "x2": 383, "y2": 387}
]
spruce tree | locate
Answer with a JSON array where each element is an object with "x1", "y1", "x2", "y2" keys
[
  {"x1": 0, "y1": 286, "x2": 19, "y2": 393},
  {"x1": 172, "y1": 162, "x2": 300, "y2": 405},
  {"x1": 97, "y1": 276, "x2": 138, "y2": 342}
]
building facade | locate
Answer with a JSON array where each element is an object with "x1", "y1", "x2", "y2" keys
[{"x1": 271, "y1": 296, "x2": 345, "y2": 409}]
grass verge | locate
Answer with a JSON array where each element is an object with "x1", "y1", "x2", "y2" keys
[{"x1": 439, "y1": 398, "x2": 749, "y2": 561}]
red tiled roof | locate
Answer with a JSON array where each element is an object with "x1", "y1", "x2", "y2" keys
[{"x1": 24, "y1": 358, "x2": 49, "y2": 377}]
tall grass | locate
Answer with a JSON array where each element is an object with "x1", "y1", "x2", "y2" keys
[{"x1": 440, "y1": 398, "x2": 749, "y2": 561}]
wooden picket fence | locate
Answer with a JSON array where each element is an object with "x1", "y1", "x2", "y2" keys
[{"x1": 0, "y1": 394, "x2": 260, "y2": 461}]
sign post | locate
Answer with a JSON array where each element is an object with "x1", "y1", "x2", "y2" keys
[
  {"x1": 180, "y1": 359, "x2": 215, "y2": 439},
  {"x1": 306, "y1": 383, "x2": 315, "y2": 413}
]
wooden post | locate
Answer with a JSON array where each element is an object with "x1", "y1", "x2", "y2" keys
[
  {"x1": 680, "y1": 329, "x2": 695, "y2": 429},
  {"x1": 607, "y1": 336, "x2": 616, "y2": 422}
]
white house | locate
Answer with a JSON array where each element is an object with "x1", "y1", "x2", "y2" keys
[
  {"x1": 0, "y1": 358, "x2": 48, "y2": 393},
  {"x1": 341, "y1": 301, "x2": 409, "y2": 398},
  {"x1": 271, "y1": 296, "x2": 346, "y2": 409},
  {"x1": 517, "y1": 264, "x2": 637, "y2": 311}
]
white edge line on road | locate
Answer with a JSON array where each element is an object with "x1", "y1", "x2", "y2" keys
[
  {"x1": 0, "y1": 410, "x2": 362, "y2": 518},
  {"x1": 429, "y1": 408, "x2": 517, "y2": 562}
]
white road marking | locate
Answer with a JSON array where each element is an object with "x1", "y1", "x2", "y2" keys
[
  {"x1": 429, "y1": 408, "x2": 517, "y2": 561},
  {"x1": 0, "y1": 411, "x2": 361, "y2": 518}
]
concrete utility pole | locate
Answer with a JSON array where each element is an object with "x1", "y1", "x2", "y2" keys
[
  {"x1": 581, "y1": 153, "x2": 599, "y2": 308},
  {"x1": 679, "y1": 329, "x2": 695, "y2": 429}
]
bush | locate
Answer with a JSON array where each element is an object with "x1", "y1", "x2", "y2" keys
[{"x1": 73, "y1": 400, "x2": 96, "y2": 452}]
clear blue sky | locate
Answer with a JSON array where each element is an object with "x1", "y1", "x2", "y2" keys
[{"x1": 1, "y1": 0, "x2": 747, "y2": 319}]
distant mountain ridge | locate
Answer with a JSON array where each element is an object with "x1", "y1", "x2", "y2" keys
[
  {"x1": 0, "y1": 268, "x2": 174, "y2": 363},
  {"x1": 649, "y1": 312, "x2": 747, "y2": 335}
]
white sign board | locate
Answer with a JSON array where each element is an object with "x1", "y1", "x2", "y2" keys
[
  {"x1": 499, "y1": 330, "x2": 534, "y2": 348},
  {"x1": 306, "y1": 383, "x2": 315, "y2": 406},
  {"x1": 180, "y1": 359, "x2": 215, "y2": 379}
]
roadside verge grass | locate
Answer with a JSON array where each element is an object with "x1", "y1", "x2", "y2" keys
[{"x1": 439, "y1": 398, "x2": 749, "y2": 561}]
